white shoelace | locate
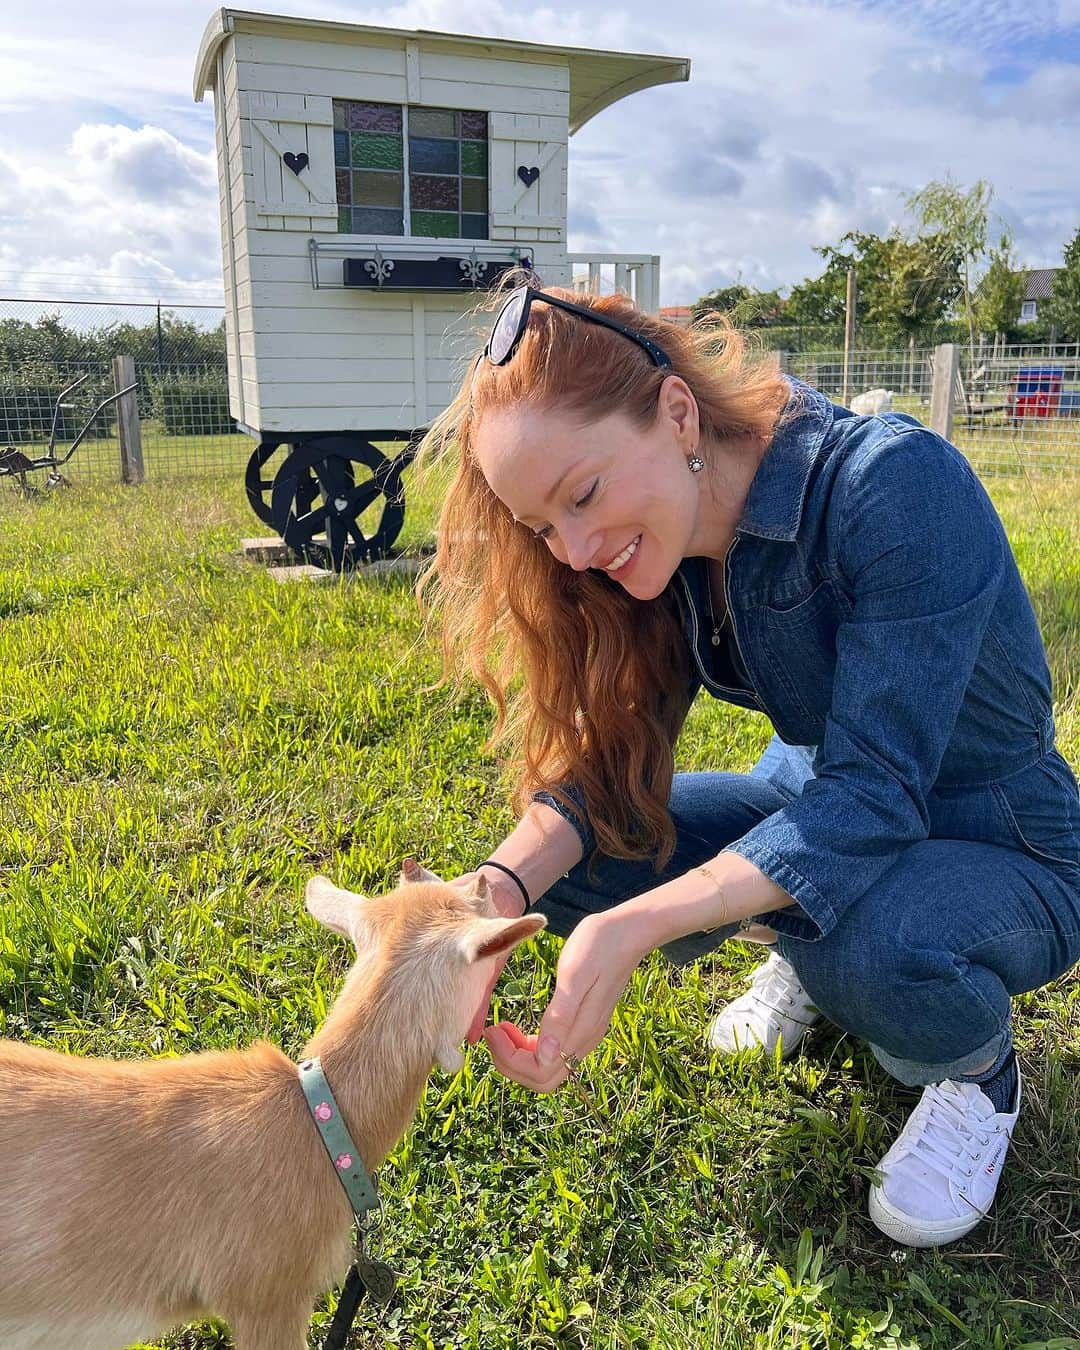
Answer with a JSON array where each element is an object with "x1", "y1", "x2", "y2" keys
[
  {"x1": 900, "y1": 1081, "x2": 995, "y2": 1185},
  {"x1": 746, "y1": 958, "x2": 816, "y2": 1025}
]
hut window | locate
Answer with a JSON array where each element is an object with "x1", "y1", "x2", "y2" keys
[{"x1": 333, "y1": 100, "x2": 488, "y2": 240}]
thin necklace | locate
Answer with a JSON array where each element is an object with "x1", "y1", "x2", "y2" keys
[{"x1": 704, "y1": 563, "x2": 725, "y2": 647}]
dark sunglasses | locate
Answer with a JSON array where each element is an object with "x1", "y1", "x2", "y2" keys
[{"x1": 483, "y1": 284, "x2": 672, "y2": 369}]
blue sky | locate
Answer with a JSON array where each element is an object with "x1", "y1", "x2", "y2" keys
[{"x1": 1, "y1": 0, "x2": 1077, "y2": 308}]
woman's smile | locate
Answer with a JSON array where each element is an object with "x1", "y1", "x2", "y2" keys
[{"x1": 601, "y1": 534, "x2": 641, "y2": 577}]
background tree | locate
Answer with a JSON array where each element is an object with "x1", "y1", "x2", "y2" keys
[
  {"x1": 973, "y1": 232, "x2": 1025, "y2": 343},
  {"x1": 905, "y1": 175, "x2": 992, "y2": 350},
  {"x1": 690, "y1": 284, "x2": 753, "y2": 325},
  {"x1": 1042, "y1": 227, "x2": 1080, "y2": 342},
  {"x1": 784, "y1": 230, "x2": 960, "y2": 341},
  {"x1": 865, "y1": 232, "x2": 962, "y2": 339},
  {"x1": 737, "y1": 287, "x2": 788, "y2": 327},
  {"x1": 784, "y1": 231, "x2": 882, "y2": 328},
  {"x1": 691, "y1": 284, "x2": 788, "y2": 329}
]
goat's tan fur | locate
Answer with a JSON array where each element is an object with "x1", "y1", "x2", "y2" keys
[{"x1": 0, "y1": 864, "x2": 545, "y2": 1350}]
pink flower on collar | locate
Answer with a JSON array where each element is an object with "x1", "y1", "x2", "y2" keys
[
  {"x1": 335, "y1": 1153, "x2": 353, "y2": 1171},
  {"x1": 313, "y1": 1102, "x2": 333, "y2": 1122}
]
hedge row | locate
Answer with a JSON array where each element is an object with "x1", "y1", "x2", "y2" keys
[{"x1": 1, "y1": 369, "x2": 238, "y2": 443}]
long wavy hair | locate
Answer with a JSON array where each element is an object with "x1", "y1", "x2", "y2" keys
[{"x1": 417, "y1": 276, "x2": 789, "y2": 866}]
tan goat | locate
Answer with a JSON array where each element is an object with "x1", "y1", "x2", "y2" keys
[{"x1": 0, "y1": 865, "x2": 545, "y2": 1350}]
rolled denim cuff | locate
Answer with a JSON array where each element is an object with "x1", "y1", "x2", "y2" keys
[
  {"x1": 721, "y1": 839, "x2": 836, "y2": 940},
  {"x1": 531, "y1": 782, "x2": 595, "y2": 855}
]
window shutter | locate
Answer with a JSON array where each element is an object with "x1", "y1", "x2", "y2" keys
[
  {"x1": 248, "y1": 92, "x2": 338, "y2": 229},
  {"x1": 488, "y1": 113, "x2": 566, "y2": 236}
]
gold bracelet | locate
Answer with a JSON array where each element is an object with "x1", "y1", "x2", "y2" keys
[{"x1": 696, "y1": 863, "x2": 754, "y2": 933}]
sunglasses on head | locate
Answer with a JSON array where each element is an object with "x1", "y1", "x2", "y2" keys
[{"x1": 483, "y1": 284, "x2": 672, "y2": 369}]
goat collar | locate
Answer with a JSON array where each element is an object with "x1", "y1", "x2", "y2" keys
[{"x1": 297, "y1": 1056, "x2": 379, "y2": 1219}]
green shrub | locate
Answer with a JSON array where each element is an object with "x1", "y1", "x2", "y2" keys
[
  {"x1": 0, "y1": 376, "x2": 97, "y2": 446},
  {"x1": 150, "y1": 370, "x2": 237, "y2": 436}
]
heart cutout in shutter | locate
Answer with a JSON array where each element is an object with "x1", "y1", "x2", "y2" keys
[
  {"x1": 517, "y1": 165, "x2": 540, "y2": 188},
  {"x1": 284, "y1": 152, "x2": 309, "y2": 175}
]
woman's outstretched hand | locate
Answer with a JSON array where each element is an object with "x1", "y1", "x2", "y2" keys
[{"x1": 482, "y1": 909, "x2": 646, "y2": 1092}]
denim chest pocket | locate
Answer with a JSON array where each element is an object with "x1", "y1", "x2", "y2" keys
[
  {"x1": 756, "y1": 581, "x2": 839, "y2": 728},
  {"x1": 991, "y1": 750, "x2": 1080, "y2": 871}
]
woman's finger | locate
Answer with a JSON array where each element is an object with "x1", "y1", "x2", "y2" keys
[{"x1": 482, "y1": 1023, "x2": 567, "y2": 1092}]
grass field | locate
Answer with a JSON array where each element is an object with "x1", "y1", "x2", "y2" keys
[{"x1": 0, "y1": 467, "x2": 1077, "y2": 1350}]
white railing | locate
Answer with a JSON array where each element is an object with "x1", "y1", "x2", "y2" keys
[{"x1": 566, "y1": 253, "x2": 661, "y2": 315}]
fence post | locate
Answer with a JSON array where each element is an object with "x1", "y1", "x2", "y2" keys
[
  {"x1": 842, "y1": 267, "x2": 857, "y2": 406},
  {"x1": 112, "y1": 354, "x2": 144, "y2": 484},
  {"x1": 930, "y1": 343, "x2": 959, "y2": 440}
]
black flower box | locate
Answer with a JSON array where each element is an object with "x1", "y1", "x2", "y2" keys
[{"x1": 342, "y1": 254, "x2": 529, "y2": 291}]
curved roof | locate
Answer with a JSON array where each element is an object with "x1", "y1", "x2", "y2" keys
[{"x1": 193, "y1": 8, "x2": 689, "y2": 133}]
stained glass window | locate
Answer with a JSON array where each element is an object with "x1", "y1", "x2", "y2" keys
[{"x1": 332, "y1": 100, "x2": 488, "y2": 239}]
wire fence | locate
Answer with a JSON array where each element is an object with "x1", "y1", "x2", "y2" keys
[
  {"x1": 786, "y1": 346, "x2": 1080, "y2": 478},
  {"x1": 1, "y1": 298, "x2": 1077, "y2": 498},
  {"x1": 0, "y1": 298, "x2": 240, "y2": 487}
]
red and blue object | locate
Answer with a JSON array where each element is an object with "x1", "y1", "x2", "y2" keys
[{"x1": 1007, "y1": 367, "x2": 1080, "y2": 418}]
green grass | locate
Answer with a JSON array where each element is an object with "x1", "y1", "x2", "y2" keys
[{"x1": 0, "y1": 470, "x2": 1077, "y2": 1350}]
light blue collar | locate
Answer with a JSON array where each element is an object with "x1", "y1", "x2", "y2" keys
[
  {"x1": 298, "y1": 1056, "x2": 379, "y2": 1218},
  {"x1": 738, "y1": 377, "x2": 834, "y2": 542}
]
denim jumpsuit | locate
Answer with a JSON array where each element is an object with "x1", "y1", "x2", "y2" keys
[{"x1": 535, "y1": 379, "x2": 1080, "y2": 1087}]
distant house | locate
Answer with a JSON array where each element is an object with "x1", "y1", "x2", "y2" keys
[
  {"x1": 1019, "y1": 268, "x2": 1060, "y2": 324},
  {"x1": 660, "y1": 304, "x2": 693, "y2": 327}
]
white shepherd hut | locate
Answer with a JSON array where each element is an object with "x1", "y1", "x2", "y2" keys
[{"x1": 194, "y1": 8, "x2": 690, "y2": 568}]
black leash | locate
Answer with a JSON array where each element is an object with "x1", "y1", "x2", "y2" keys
[
  {"x1": 322, "y1": 1225, "x2": 399, "y2": 1349},
  {"x1": 323, "y1": 1264, "x2": 367, "y2": 1350}
]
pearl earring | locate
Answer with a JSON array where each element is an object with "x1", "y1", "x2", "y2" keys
[{"x1": 687, "y1": 450, "x2": 705, "y2": 473}]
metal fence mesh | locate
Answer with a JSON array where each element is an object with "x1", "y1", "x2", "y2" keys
[
  {"x1": 787, "y1": 346, "x2": 1080, "y2": 477},
  {"x1": 0, "y1": 298, "x2": 237, "y2": 488},
  {"x1": 2, "y1": 298, "x2": 1078, "y2": 495},
  {"x1": 954, "y1": 346, "x2": 1080, "y2": 477}
]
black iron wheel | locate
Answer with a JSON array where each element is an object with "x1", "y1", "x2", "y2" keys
[
  {"x1": 269, "y1": 435, "x2": 415, "y2": 572},
  {"x1": 245, "y1": 439, "x2": 320, "y2": 528}
]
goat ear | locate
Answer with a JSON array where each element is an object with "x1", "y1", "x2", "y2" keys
[
  {"x1": 459, "y1": 912, "x2": 546, "y2": 963},
  {"x1": 305, "y1": 875, "x2": 370, "y2": 941},
  {"x1": 400, "y1": 858, "x2": 442, "y2": 885}
]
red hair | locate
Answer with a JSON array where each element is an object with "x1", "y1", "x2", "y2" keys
[{"x1": 418, "y1": 278, "x2": 788, "y2": 864}]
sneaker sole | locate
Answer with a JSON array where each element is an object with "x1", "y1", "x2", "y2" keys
[{"x1": 868, "y1": 1185, "x2": 988, "y2": 1248}]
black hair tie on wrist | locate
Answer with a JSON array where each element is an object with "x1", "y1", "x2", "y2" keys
[{"x1": 478, "y1": 859, "x2": 531, "y2": 910}]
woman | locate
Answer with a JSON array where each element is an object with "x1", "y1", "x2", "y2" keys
[{"x1": 419, "y1": 279, "x2": 1080, "y2": 1248}]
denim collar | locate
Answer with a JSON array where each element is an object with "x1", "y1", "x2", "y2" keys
[{"x1": 737, "y1": 377, "x2": 834, "y2": 543}]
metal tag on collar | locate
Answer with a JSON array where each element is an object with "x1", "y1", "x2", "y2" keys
[
  {"x1": 354, "y1": 1212, "x2": 398, "y2": 1300},
  {"x1": 353, "y1": 1250, "x2": 397, "y2": 1305}
]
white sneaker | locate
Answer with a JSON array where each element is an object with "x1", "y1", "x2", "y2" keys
[
  {"x1": 707, "y1": 952, "x2": 820, "y2": 1058},
  {"x1": 868, "y1": 1072, "x2": 1021, "y2": 1247}
]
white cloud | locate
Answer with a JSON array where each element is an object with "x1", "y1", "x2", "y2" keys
[
  {"x1": 0, "y1": 124, "x2": 221, "y2": 302},
  {"x1": 0, "y1": 0, "x2": 1077, "y2": 306},
  {"x1": 70, "y1": 125, "x2": 216, "y2": 202}
]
